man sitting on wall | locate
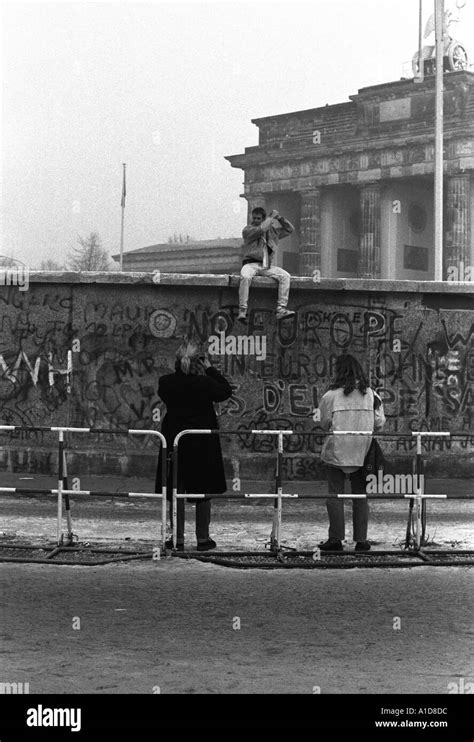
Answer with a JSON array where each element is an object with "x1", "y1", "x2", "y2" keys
[{"x1": 237, "y1": 207, "x2": 296, "y2": 324}]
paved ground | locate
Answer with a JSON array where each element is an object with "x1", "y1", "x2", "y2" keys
[
  {"x1": 1, "y1": 561, "x2": 473, "y2": 694},
  {"x1": 1, "y1": 475, "x2": 473, "y2": 695}
]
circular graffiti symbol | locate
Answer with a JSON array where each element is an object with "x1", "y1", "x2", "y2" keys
[{"x1": 149, "y1": 309, "x2": 177, "y2": 338}]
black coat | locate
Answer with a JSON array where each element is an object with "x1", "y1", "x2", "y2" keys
[{"x1": 155, "y1": 366, "x2": 232, "y2": 496}]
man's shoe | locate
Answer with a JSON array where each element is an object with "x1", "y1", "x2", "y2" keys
[
  {"x1": 276, "y1": 308, "x2": 296, "y2": 320},
  {"x1": 165, "y1": 539, "x2": 184, "y2": 551},
  {"x1": 196, "y1": 539, "x2": 217, "y2": 552},
  {"x1": 237, "y1": 311, "x2": 248, "y2": 324},
  {"x1": 318, "y1": 539, "x2": 343, "y2": 552},
  {"x1": 355, "y1": 541, "x2": 371, "y2": 552}
]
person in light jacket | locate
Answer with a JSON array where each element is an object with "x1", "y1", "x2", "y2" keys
[
  {"x1": 317, "y1": 353, "x2": 385, "y2": 552},
  {"x1": 237, "y1": 207, "x2": 296, "y2": 323},
  {"x1": 155, "y1": 342, "x2": 232, "y2": 551}
]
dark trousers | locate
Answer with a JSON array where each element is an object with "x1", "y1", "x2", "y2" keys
[
  {"x1": 326, "y1": 465, "x2": 368, "y2": 542},
  {"x1": 170, "y1": 498, "x2": 211, "y2": 544}
]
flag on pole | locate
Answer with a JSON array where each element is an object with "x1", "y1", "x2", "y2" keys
[
  {"x1": 121, "y1": 164, "x2": 126, "y2": 208},
  {"x1": 120, "y1": 163, "x2": 126, "y2": 271}
]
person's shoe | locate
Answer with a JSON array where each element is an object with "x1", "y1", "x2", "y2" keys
[
  {"x1": 276, "y1": 308, "x2": 296, "y2": 321},
  {"x1": 355, "y1": 541, "x2": 371, "y2": 552},
  {"x1": 196, "y1": 539, "x2": 217, "y2": 552},
  {"x1": 165, "y1": 539, "x2": 184, "y2": 551},
  {"x1": 237, "y1": 311, "x2": 248, "y2": 324},
  {"x1": 318, "y1": 539, "x2": 343, "y2": 551}
]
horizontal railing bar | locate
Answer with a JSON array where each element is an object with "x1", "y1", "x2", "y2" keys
[
  {"x1": 169, "y1": 492, "x2": 465, "y2": 500},
  {"x1": 0, "y1": 487, "x2": 57, "y2": 494},
  {"x1": 0, "y1": 487, "x2": 163, "y2": 498},
  {"x1": 403, "y1": 494, "x2": 447, "y2": 498},
  {"x1": 245, "y1": 493, "x2": 298, "y2": 498},
  {"x1": 2, "y1": 488, "x2": 469, "y2": 500},
  {"x1": 168, "y1": 428, "x2": 471, "y2": 438},
  {"x1": 0, "y1": 425, "x2": 166, "y2": 437},
  {"x1": 0, "y1": 425, "x2": 471, "y2": 439},
  {"x1": 60, "y1": 490, "x2": 163, "y2": 497},
  {"x1": 250, "y1": 429, "x2": 294, "y2": 435},
  {"x1": 410, "y1": 431, "x2": 451, "y2": 437}
]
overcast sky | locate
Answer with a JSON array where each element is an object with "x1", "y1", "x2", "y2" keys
[{"x1": 1, "y1": 0, "x2": 473, "y2": 267}]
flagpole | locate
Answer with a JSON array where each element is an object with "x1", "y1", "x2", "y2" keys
[
  {"x1": 415, "y1": 0, "x2": 424, "y2": 83},
  {"x1": 120, "y1": 163, "x2": 126, "y2": 271},
  {"x1": 434, "y1": 0, "x2": 444, "y2": 281}
]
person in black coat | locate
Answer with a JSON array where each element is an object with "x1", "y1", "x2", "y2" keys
[{"x1": 155, "y1": 341, "x2": 232, "y2": 551}]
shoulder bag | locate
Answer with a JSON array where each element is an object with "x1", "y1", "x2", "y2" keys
[{"x1": 362, "y1": 390, "x2": 385, "y2": 476}]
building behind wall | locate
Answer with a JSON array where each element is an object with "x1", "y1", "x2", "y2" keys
[
  {"x1": 226, "y1": 70, "x2": 474, "y2": 280},
  {"x1": 113, "y1": 237, "x2": 242, "y2": 273}
]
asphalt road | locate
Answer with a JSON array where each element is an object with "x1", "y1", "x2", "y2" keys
[
  {"x1": 1, "y1": 474, "x2": 472, "y2": 698},
  {"x1": 1, "y1": 560, "x2": 473, "y2": 695}
]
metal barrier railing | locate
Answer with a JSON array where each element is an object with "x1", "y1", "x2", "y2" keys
[
  {"x1": 171, "y1": 429, "x2": 471, "y2": 552},
  {"x1": 0, "y1": 425, "x2": 167, "y2": 550},
  {"x1": 1, "y1": 424, "x2": 472, "y2": 555},
  {"x1": 172, "y1": 429, "x2": 295, "y2": 552}
]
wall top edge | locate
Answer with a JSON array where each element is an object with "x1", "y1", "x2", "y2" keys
[{"x1": 7, "y1": 271, "x2": 474, "y2": 294}]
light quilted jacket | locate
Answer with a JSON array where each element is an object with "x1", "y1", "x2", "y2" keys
[
  {"x1": 319, "y1": 387, "x2": 385, "y2": 468},
  {"x1": 241, "y1": 216, "x2": 294, "y2": 266}
]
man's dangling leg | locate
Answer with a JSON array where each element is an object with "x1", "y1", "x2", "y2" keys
[
  {"x1": 238, "y1": 263, "x2": 260, "y2": 321},
  {"x1": 264, "y1": 266, "x2": 294, "y2": 318}
]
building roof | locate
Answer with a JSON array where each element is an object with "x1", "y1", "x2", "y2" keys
[
  {"x1": 112, "y1": 237, "x2": 241, "y2": 260},
  {"x1": 112, "y1": 237, "x2": 243, "y2": 274},
  {"x1": 226, "y1": 71, "x2": 474, "y2": 187}
]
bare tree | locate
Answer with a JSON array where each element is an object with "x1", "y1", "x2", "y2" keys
[
  {"x1": 68, "y1": 232, "x2": 114, "y2": 271},
  {"x1": 38, "y1": 258, "x2": 65, "y2": 271},
  {"x1": 0, "y1": 254, "x2": 23, "y2": 268}
]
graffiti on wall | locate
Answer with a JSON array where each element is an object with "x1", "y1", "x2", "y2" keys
[
  {"x1": 0, "y1": 283, "x2": 472, "y2": 475},
  {"x1": 183, "y1": 298, "x2": 473, "y2": 474}
]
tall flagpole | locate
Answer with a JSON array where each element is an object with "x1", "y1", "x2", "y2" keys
[
  {"x1": 120, "y1": 163, "x2": 126, "y2": 271},
  {"x1": 434, "y1": 0, "x2": 444, "y2": 281},
  {"x1": 415, "y1": 0, "x2": 424, "y2": 83}
]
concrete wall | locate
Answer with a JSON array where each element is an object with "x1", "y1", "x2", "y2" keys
[{"x1": 0, "y1": 273, "x2": 472, "y2": 480}]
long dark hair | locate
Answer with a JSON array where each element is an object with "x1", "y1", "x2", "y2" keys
[{"x1": 329, "y1": 354, "x2": 369, "y2": 396}]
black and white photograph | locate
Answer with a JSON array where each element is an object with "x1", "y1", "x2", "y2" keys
[{"x1": 0, "y1": 0, "x2": 473, "y2": 736}]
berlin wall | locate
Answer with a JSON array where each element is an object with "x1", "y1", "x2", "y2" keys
[{"x1": 0, "y1": 272, "x2": 472, "y2": 481}]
